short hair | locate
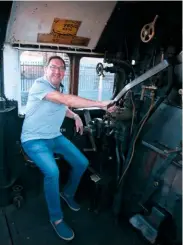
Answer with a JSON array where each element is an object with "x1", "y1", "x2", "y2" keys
[{"x1": 45, "y1": 55, "x2": 66, "y2": 69}]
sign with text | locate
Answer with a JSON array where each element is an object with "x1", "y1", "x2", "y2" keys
[
  {"x1": 38, "y1": 33, "x2": 73, "y2": 45},
  {"x1": 37, "y1": 33, "x2": 90, "y2": 47},
  {"x1": 37, "y1": 18, "x2": 90, "y2": 47},
  {"x1": 51, "y1": 18, "x2": 81, "y2": 36}
]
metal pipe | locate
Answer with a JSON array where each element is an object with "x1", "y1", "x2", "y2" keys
[
  {"x1": 98, "y1": 75, "x2": 103, "y2": 101},
  {"x1": 115, "y1": 140, "x2": 121, "y2": 183},
  {"x1": 0, "y1": 49, "x2": 4, "y2": 98}
]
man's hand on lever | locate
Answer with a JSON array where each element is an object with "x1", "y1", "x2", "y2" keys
[
  {"x1": 99, "y1": 100, "x2": 114, "y2": 110},
  {"x1": 99, "y1": 101, "x2": 117, "y2": 113},
  {"x1": 107, "y1": 104, "x2": 118, "y2": 113}
]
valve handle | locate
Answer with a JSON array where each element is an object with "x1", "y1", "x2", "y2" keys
[{"x1": 140, "y1": 15, "x2": 159, "y2": 43}]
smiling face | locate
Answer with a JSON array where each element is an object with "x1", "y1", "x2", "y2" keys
[{"x1": 44, "y1": 58, "x2": 66, "y2": 88}]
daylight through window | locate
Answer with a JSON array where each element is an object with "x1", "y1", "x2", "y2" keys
[
  {"x1": 78, "y1": 57, "x2": 115, "y2": 101},
  {"x1": 20, "y1": 51, "x2": 70, "y2": 110}
]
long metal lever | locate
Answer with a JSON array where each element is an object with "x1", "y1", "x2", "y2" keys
[{"x1": 113, "y1": 60, "x2": 169, "y2": 102}]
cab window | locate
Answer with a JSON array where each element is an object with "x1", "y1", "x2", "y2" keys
[
  {"x1": 20, "y1": 51, "x2": 70, "y2": 111},
  {"x1": 78, "y1": 57, "x2": 114, "y2": 100}
]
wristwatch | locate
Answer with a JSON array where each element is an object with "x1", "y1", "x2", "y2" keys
[{"x1": 73, "y1": 114, "x2": 79, "y2": 120}]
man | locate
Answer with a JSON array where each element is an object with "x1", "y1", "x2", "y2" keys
[{"x1": 21, "y1": 55, "x2": 112, "y2": 241}]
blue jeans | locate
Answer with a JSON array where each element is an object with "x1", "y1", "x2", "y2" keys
[{"x1": 22, "y1": 135, "x2": 89, "y2": 222}]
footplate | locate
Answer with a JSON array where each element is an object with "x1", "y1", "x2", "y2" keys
[
  {"x1": 90, "y1": 173, "x2": 101, "y2": 183},
  {"x1": 129, "y1": 206, "x2": 166, "y2": 244}
]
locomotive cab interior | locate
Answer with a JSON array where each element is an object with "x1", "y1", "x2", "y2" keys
[{"x1": 0, "y1": 1, "x2": 182, "y2": 245}]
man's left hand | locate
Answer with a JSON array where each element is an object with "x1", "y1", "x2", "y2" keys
[{"x1": 74, "y1": 114, "x2": 84, "y2": 135}]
